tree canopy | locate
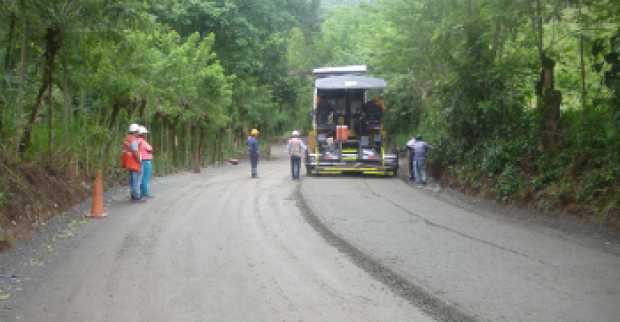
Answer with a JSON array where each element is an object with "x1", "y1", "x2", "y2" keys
[
  {"x1": 0, "y1": 0, "x2": 321, "y2": 175},
  {"x1": 302, "y1": 0, "x2": 620, "y2": 221},
  {"x1": 1, "y1": 0, "x2": 618, "y2": 222}
]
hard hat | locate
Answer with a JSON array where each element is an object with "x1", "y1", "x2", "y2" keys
[
  {"x1": 251, "y1": 129, "x2": 259, "y2": 136},
  {"x1": 138, "y1": 126, "x2": 149, "y2": 134},
  {"x1": 128, "y1": 123, "x2": 140, "y2": 133},
  {"x1": 292, "y1": 130, "x2": 300, "y2": 137}
]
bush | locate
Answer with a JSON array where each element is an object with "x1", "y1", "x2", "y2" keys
[{"x1": 494, "y1": 164, "x2": 523, "y2": 201}]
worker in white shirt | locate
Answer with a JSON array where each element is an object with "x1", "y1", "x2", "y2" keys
[
  {"x1": 406, "y1": 136, "x2": 416, "y2": 182},
  {"x1": 287, "y1": 130, "x2": 307, "y2": 180}
]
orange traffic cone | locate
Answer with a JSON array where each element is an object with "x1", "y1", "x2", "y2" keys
[{"x1": 89, "y1": 170, "x2": 107, "y2": 218}]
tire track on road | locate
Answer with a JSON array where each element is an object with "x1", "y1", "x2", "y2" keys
[{"x1": 295, "y1": 184, "x2": 479, "y2": 322}]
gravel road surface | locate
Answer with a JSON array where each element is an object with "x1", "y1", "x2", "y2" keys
[
  {"x1": 2, "y1": 146, "x2": 619, "y2": 322},
  {"x1": 0, "y1": 149, "x2": 432, "y2": 322}
]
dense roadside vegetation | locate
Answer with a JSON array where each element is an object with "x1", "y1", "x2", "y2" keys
[
  {"x1": 1, "y1": 0, "x2": 619, "y2": 241},
  {"x1": 320, "y1": 0, "x2": 620, "y2": 223},
  {"x1": 0, "y1": 0, "x2": 320, "y2": 238},
  {"x1": 288, "y1": 0, "x2": 620, "y2": 223}
]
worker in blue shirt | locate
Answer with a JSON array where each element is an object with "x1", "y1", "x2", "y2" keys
[{"x1": 247, "y1": 129, "x2": 260, "y2": 178}]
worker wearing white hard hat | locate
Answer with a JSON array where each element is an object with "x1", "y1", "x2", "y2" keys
[
  {"x1": 137, "y1": 126, "x2": 154, "y2": 198},
  {"x1": 128, "y1": 123, "x2": 140, "y2": 133},
  {"x1": 405, "y1": 136, "x2": 416, "y2": 182},
  {"x1": 123, "y1": 123, "x2": 144, "y2": 202},
  {"x1": 287, "y1": 130, "x2": 306, "y2": 180}
]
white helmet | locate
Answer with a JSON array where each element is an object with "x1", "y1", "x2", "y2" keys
[
  {"x1": 128, "y1": 123, "x2": 140, "y2": 133},
  {"x1": 292, "y1": 130, "x2": 300, "y2": 137},
  {"x1": 138, "y1": 125, "x2": 149, "y2": 134}
]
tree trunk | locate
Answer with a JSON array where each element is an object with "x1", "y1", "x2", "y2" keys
[
  {"x1": 578, "y1": 1, "x2": 587, "y2": 110},
  {"x1": 218, "y1": 128, "x2": 225, "y2": 165},
  {"x1": 532, "y1": 0, "x2": 561, "y2": 150},
  {"x1": 15, "y1": 18, "x2": 28, "y2": 155},
  {"x1": 76, "y1": 88, "x2": 85, "y2": 137},
  {"x1": 492, "y1": 19, "x2": 501, "y2": 59},
  {"x1": 1, "y1": 14, "x2": 17, "y2": 139},
  {"x1": 61, "y1": 51, "x2": 72, "y2": 139},
  {"x1": 530, "y1": 0, "x2": 545, "y2": 110},
  {"x1": 210, "y1": 131, "x2": 217, "y2": 164},
  {"x1": 540, "y1": 55, "x2": 562, "y2": 150},
  {"x1": 536, "y1": 0, "x2": 544, "y2": 64},
  {"x1": 107, "y1": 101, "x2": 121, "y2": 130},
  {"x1": 171, "y1": 118, "x2": 179, "y2": 167},
  {"x1": 20, "y1": 78, "x2": 50, "y2": 153},
  {"x1": 0, "y1": 99, "x2": 5, "y2": 139},
  {"x1": 214, "y1": 129, "x2": 220, "y2": 166},
  {"x1": 126, "y1": 98, "x2": 137, "y2": 119},
  {"x1": 157, "y1": 115, "x2": 168, "y2": 174},
  {"x1": 138, "y1": 98, "x2": 146, "y2": 121},
  {"x1": 47, "y1": 52, "x2": 54, "y2": 162},
  {"x1": 101, "y1": 101, "x2": 121, "y2": 169},
  {"x1": 184, "y1": 122, "x2": 190, "y2": 169},
  {"x1": 19, "y1": 26, "x2": 60, "y2": 154},
  {"x1": 197, "y1": 126, "x2": 205, "y2": 167},
  {"x1": 3, "y1": 14, "x2": 16, "y2": 73},
  {"x1": 191, "y1": 123, "x2": 200, "y2": 173}
]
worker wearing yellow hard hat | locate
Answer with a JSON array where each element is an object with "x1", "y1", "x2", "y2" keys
[{"x1": 247, "y1": 129, "x2": 260, "y2": 178}]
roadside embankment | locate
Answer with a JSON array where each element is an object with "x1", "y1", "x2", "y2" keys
[
  {"x1": 397, "y1": 155, "x2": 620, "y2": 231},
  {"x1": 0, "y1": 158, "x2": 89, "y2": 246}
]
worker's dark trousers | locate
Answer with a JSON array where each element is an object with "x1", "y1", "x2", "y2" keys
[
  {"x1": 414, "y1": 159, "x2": 427, "y2": 184},
  {"x1": 290, "y1": 156, "x2": 301, "y2": 179},
  {"x1": 250, "y1": 153, "x2": 259, "y2": 178},
  {"x1": 408, "y1": 150, "x2": 415, "y2": 181}
]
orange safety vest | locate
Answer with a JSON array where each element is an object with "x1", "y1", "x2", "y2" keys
[{"x1": 121, "y1": 134, "x2": 141, "y2": 172}]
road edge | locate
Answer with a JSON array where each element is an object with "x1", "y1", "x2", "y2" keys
[{"x1": 294, "y1": 184, "x2": 479, "y2": 322}]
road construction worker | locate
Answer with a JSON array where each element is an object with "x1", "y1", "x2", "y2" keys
[
  {"x1": 137, "y1": 126, "x2": 154, "y2": 198},
  {"x1": 247, "y1": 129, "x2": 260, "y2": 178},
  {"x1": 287, "y1": 130, "x2": 307, "y2": 180},
  {"x1": 412, "y1": 135, "x2": 432, "y2": 186},
  {"x1": 122, "y1": 123, "x2": 144, "y2": 202},
  {"x1": 405, "y1": 136, "x2": 416, "y2": 182}
]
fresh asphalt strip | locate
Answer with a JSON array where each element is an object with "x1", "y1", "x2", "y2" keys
[{"x1": 294, "y1": 185, "x2": 479, "y2": 322}]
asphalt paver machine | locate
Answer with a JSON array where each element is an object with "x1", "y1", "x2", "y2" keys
[{"x1": 305, "y1": 65, "x2": 398, "y2": 176}]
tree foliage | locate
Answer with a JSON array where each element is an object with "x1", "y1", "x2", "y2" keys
[
  {"x1": 1, "y1": 0, "x2": 618, "y2": 222},
  {"x1": 310, "y1": 0, "x2": 620, "y2": 220},
  {"x1": 0, "y1": 0, "x2": 321, "y2": 179}
]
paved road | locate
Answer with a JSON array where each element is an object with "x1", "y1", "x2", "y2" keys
[
  {"x1": 301, "y1": 176, "x2": 620, "y2": 322},
  {"x1": 1, "y1": 146, "x2": 619, "y2": 322},
  {"x1": 0, "y1": 150, "x2": 431, "y2": 322}
]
